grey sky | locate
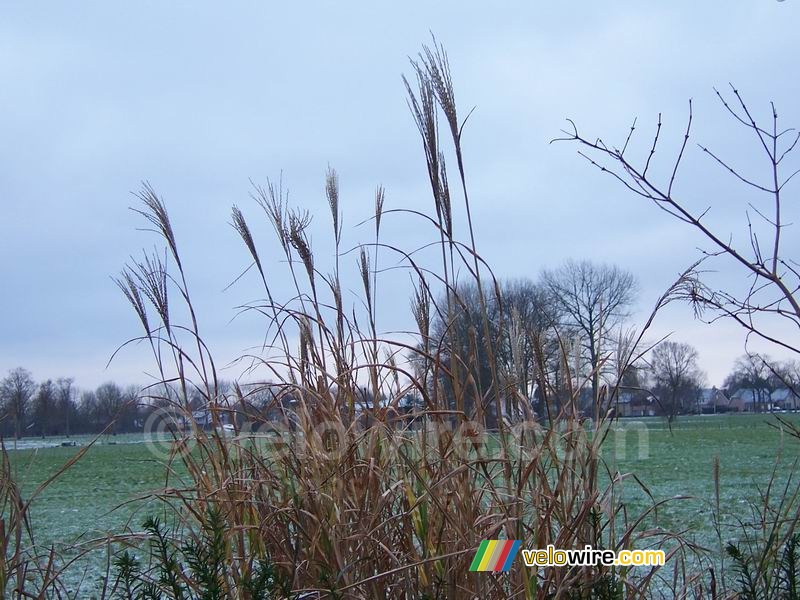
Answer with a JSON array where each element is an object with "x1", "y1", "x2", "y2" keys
[{"x1": 2, "y1": 1, "x2": 799, "y2": 389}]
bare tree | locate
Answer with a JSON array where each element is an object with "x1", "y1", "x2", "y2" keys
[
  {"x1": 501, "y1": 278, "x2": 563, "y2": 417},
  {"x1": 121, "y1": 385, "x2": 142, "y2": 432},
  {"x1": 427, "y1": 283, "x2": 502, "y2": 425},
  {"x1": 541, "y1": 260, "x2": 637, "y2": 406},
  {"x1": 95, "y1": 382, "x2": 124, "y2": 435},
  {"x1": 648, "y1": 341, "x2": 705, "y2": 423},
  {"x1": 426, "y1": 279, "x2": 561, "y2": 423},
  {"x1": 79, "y1": 390, "x2": 98, "y2": 431},
  {"x1": 56, "y1": 377, "x2": 76, "y2": 437},
  {"x1": 559, "y1": 87, "x2": 799, "y2": 366},
  {"x1": 724, "y1": 353, "x2": 776, "y2": 413},
  {"x1": 32, "y1": 379, "x2": 56, "y2": 438},
  {"x1": 0, "y1": 367, "x2": 35, "y2": 439},
  {"x1": 772, "y1": 360, "x2": 800, "y2": 410},
  {"x1": 609, "y1": 328, "x2": 651, "y2": 404},
  {"x1": 774, "y1": 359, "x2": 800, "y2": 390}
]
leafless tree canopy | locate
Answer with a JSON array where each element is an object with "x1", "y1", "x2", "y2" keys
[
  {"x1": 0, "y1": 367, "x2": 35, "y2": 439},
  {"x1": 427, "y1": 279, "x2": 562, "y2": 422},
  {"x1": 648, "y1": 340, "x2": 705, "y2": 422},
  {"x1": 542, "y1": 259, "x2": 638, "y2": 403},
  {"x1": 558, "y1": 86, "x2": 800, "y2": 363},
  {"x1": 31, "y1": 379, "x2": 55, "y2": 438}
]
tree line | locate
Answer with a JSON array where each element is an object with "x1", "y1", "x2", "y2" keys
[
  {"x1": 425, "y1": 258, "x2": 800, "y2": 423},
  {"x1": 0, "y1": 370, "x2": 143, "y2": 439},
  {"x1": 3, "y1": 255, "x2": 798, "y2": 439}
]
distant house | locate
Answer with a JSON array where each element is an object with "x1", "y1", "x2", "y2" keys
[
  {"x1": 576, "y1": 388, "x2": 595, "y2": 415},
  {"x1": 191, "y1": 409, "x2": 213, "y2": 427},
  {"x1": 615, "y1": 391, "x2": 656, "y2": 418},
  {"x1": 729, "y1": 389, "x2": 764, "y2": 412},
  {"x1": 727, "y1": 387, "x2": 798, "y2": 412},
  {"x1": 698, "y1": 388, "x2": 733, "y2": 413},
  {"x1": 236, "y1": 383, "x2": 299, "y2": 426},
  {"x1": 772, "y1": 387, "x2": 800, "y2": 411},
  {"x1": 392, "y1": 394, "x2": 426, "y2": 430},
  {"x1": 725, "y1": 391, "x2": 746, "y2": 413},
  {"x1": 189, "y1": 407, "x2": 232, "y2": 429}
]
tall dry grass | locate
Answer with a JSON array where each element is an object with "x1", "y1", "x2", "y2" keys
[
  {"x1": 106, "y1": 41, "x2": 708, "y2": 599},
  {"x1": 9, "y1": 41, "x2": 798, "y2": 599}
]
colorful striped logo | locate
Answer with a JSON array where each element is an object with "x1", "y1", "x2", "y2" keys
[{"x1": 469, "y1": 540, "x2": 521, "y2": 572}]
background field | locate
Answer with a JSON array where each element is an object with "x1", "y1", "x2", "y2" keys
[{"x1": 6, "y1": 413, "x2": 799, "y2": 591}]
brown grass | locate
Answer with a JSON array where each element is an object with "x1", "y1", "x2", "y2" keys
[
  {"x1": 7, "y1": 41, "x2": 784, "y2": 600},
  {"x1": 102, "y1": 41, "x2": 713, "y2": 600}
]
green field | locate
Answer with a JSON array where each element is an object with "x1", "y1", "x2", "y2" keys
[
  {"x1": 6, "y1": 413, "x2": 799, "y2": 592},
  {"x1": 612, "y1": 414, "x2": 799, "y2": 547}
]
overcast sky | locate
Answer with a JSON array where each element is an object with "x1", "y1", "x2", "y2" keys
[{"x1": 2, "y1": 1, "x2": 799, "y2": 390}]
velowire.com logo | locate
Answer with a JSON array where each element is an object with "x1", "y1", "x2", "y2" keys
[
  {"x1": 470, "y1": 540, "x2": 665, "y2": 572},
  {"x1": 469, "y1": 540, "x2": 521, "y2": 572}
]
